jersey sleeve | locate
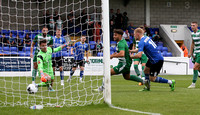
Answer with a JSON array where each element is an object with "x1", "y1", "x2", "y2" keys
[
  {"x1": 132, "y1": 38, "x2": 136, "y2": 45},
  {"x1": 37, "y1": 54, "x2": 44, "y2": 71},
  {"x1": 118, "y1": 42, "x2": 125, "y2": 51},
  {"x1": 138, "y1": 40, "x2": 144, "y2": 53},
  {"x1": 48, "y1": 36, "x2": 53, "y2": 46},
  {"x1": 85, "y1": 44, "x2": 89, "y2": 51},
  {"x1": 62, "y1": 38, "x2": 66, "y2": 44},
  {"x1": 53, "y1": 46, "x2": 62, "y2": 53},
  {"x1": 33, "y1": 35, "x2": 38, "y2": 43}
]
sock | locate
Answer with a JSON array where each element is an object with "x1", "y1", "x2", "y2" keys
[
  {"x1": 32, "y1": 69, "x2": 37, "y2": 81},
  {"x1": 145, "y1": 74, "x2": 149, "y2": 80},
  {"x1": 193, "y1": 70, "x2": 198, "y2": 83},
  {"x1": 60, "y1": 71, "x2": 64, "y2": 80},
  {"x1": 38, "y1": 82, "x2": 47, "y2": 87},
  {"x1": 53, "y1": 71, "x2": 55, "y2": 76},
  {"x1": 134, "y1": 65, "x2": 140, "y2": 76},
  {"x1": 154, "y1": 76, "x2": 168, "y2": 83},
  {"x1": 70, "y1": 70, "x2": 75, "y2": 78},
  {"x1": 142, "y1": 66, "x2": 145, "y2": 78},
  {"x1": 80, "y1": 71, "x2": 84, "y2": 78},
  {"x1": 130, "y1": 75, "x2": 143, "y2": 82}
]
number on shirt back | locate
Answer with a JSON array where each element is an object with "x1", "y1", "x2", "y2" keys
[{"x1": 149, "y1": 39, "x2": 157, "y2": 49}]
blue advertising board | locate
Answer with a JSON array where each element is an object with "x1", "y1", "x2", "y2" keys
[{"x1": 0, "y1": 58, "x2": 31, "y2": 71}]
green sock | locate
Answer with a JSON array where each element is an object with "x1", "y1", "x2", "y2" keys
[
  {"x1": 130, "y1": 75, "x2": 143, "y2": 82},
  {"x1": 32, "y1": 69, "x2": 37, "y2": 81},
  {"x1": 134, "y1": 65, "x2": 140, "y2": 76},
  {"x1": 38, "y1": 82, "x2": 47, "y2": 87},
  {"x1": 142, "y1": 66, "x2": 145, "y2": 78},
  {"x1": 193, "y1": 70, "x2": 198, "y2": 83}
]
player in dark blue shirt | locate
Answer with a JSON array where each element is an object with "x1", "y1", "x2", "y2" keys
[
  {"x1": 52, "y1": 29, "x2": 66, "y2": 85},
  {"x1": 131, "y1": 28, "x2": 176, "y2": 91},
  {"x1": 67, "y1": 36, "x2": 89, "y2": 83}
]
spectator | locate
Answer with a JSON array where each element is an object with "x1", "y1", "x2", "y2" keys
[
  {"x1": 9, "y1": 32, "x2": 15, "y2": 47},
  {"x1": 86, "y1": 15, "x2": 94, "y2": 41},
  {"x1": 122, "y1": 12, "x2": 129, "y2": 30},
  {"x1": 110, "y1": 19, "x2": 115, "y2": 41},
  {"x1": 15, "y1": 35, "x2": 23, "y2": 51},
  {"x1": 24, "y1": 33, "x2": 31, "y2": 47},
  {"x1": 67, "y1": 10, "x2": 74, "y2": 20},
  {"x1": 122, "y1": 29, "x2": 130, "y2": 42},
  {"x1": 56, "y1": 16, "x2": 63, "y2": 30},
  {"x1": 93, "y1": 39, "x2": 103, "y2": 56},
  {"x1": 109, "y1": 9, "x2": 115, "y2": 21},
  {"x1": 144, "y1": 23, "x2": 151, "y2": 36},
  {"x1": 81, "y1": 9, "x2": 87, "y2": 30},
  {"x1": 68, "y1": 16, "x2": 74, "y2": 34},
  {"x1": 49, "y1": 15, "x2": 55, "y2": 36},
  {"x1": 180, "y1": 44, "x2": 188, "y2": 57},
  {"x1": 43, "y1": 10, "x2": 50, "y2": 26},
  {"x1": 1, "y1": 33, "x2": 9, "y2": 47},
  {"x1": 93, "y1": 22, "x2": 101, "y2": 42},
  {"x1": 91, "y1": 9, "x2": 101, "y2": 22},
  {"x1": 152, "y1": 31, "x2": 162, "y2": 42},
  {"x1": 53, "y1": 10, "x2": 59, "y2": 22},
  {"x1": 127, "y1": 22, "x2": 134, "y2": 36},
  {"x1": 115, "y1": 9, "x2": 123, "y2": 29}
]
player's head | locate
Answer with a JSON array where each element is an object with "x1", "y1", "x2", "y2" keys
[
  {"x1": 191, "y1": 22, "x2": 198, "y2": 32},
  {"x1": 134, "y1": 28, "x2": 144, "y2": 40},
  {"x1": 42, "y1": 26, "x2": 48, "y2": 37},
  {"x1": 56, "y1": 29, "x2": 62, "y2": 38},
  {"x1": 80, "y1": 36, "x2": 86, "y2": 43},
  {"x1": 39, "y1": 39, "x2": 47, "y2": 52},
  {"x1": 113, "y1": 29, "x2": 123, "y2": 42}
]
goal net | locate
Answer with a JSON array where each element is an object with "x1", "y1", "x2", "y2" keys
[{"x1": 0, "y1": 0, "x2": 110, "y2": 107}]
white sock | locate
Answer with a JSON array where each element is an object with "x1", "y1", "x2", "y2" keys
[
  {"x1": 192, "y1": 83, "x2": 196, "y2": 85},
  {"x1": 32, "y1": 81, "x2": 35, "y2": 84},
  {"x1": 168, "y1": 80, "x2": 172, "y2": 85}
]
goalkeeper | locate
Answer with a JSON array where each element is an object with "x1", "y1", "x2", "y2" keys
[{"x1": 35, "y1": 39, "x2": 68, "y2": 91}]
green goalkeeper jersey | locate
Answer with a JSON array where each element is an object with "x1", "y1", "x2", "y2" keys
[
  {"x1": 117, "y1": 39, "x2": 132, "y2": 65},
  {"x1": 37, "y1": 47, "x2": 62, "y2": 77},
  {"x1": 33, "y1": 33, "x2": 53, "y2": 54},
  {"x1": 192, "y1": 29, "x2": 200, "y2": 54}
]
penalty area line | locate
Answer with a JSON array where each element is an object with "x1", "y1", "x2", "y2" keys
[{"x1": 109, "y1": 104, "x2": 161, "y2": 115}]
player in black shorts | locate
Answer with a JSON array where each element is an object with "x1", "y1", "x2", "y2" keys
[{"x1": 52, "y1": 29, "x2": 67, "y2": 85}]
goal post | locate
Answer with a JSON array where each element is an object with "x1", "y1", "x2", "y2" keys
[{"x1": 102, "y1": 0, "x2": 111, "y2": 105}]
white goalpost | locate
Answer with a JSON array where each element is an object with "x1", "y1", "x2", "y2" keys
[{"x1": 0, "y1": 0, "x2": 111, "y2": 107}]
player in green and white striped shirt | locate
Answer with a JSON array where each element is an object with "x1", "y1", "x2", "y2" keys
[
  {"x1": 188, "y1": 22, "x2": 200, "y2": 88},
  {"x1": 30, "y1": 27, "x2": 53, "y2": 85}
]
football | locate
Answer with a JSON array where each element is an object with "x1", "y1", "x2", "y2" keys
[{"x1": 27, "y1": 84, "x2": 38, "y2": 94}]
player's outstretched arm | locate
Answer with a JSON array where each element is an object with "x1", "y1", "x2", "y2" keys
[
  {"x1": 110, "y1": 50, "x2": 125, "y2": 59},
  {"x1": 188, "y1": 40, "x2": 194, "y2": 58},
  {"x1": 130, "y1": 52, "x2": 142, "y2": 59}
]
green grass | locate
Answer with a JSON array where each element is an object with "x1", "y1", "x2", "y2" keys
[{"x1": 0, "y1": 75, "x2": 200, "y2": 115}]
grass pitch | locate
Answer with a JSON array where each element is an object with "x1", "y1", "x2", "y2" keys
[{"x1": 0, "y1": 75, "x2": 200, "y2": 115}]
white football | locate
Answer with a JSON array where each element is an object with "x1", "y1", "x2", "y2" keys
[{"x1": 27, "y1": 84, "x2": 38, "y2": 94}]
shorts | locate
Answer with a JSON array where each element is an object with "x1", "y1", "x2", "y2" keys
[
  {"x1": 146, "y1": 60, "x2": 163, "y2": 77},
  {"x1": 134, "y1": 54, "x2": 147, "y2": 63},
  {"x1": 52, "y1": 56, "x2": 63, "y2": 67},
  {"x1": 195, "y1": 53, "x2": 200, "y2": 64},
  {"x1": 72, "y1": 60, "x2": 85, "y2": 68},
  {"x1": 113, "y1": 62, "x2": 131, "y2": 74}
]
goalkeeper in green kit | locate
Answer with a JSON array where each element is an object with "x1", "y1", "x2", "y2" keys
[{"x1": 35, "y1": 39, "x2": 68, "y2": 91}]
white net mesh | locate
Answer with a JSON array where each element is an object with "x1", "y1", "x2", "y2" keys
[{"x1": 0, "y1": 0, "x2": 104, "y2": 107}]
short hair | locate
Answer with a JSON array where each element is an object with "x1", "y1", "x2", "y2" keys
[
  {"x1": 191, "y1": 21, "x2": 198, "y2": 25},
  {"x1": 42, "y1": 26, "x2": 48, "y2": 29},
  {"x1": 39, "y1": 39, "x2": 47, "y2": 45},
  {"x1": 2, "y1": 33, "x2": 5, "y2": 35},
  {"x1": 114, "y1": 29, "x2": 124, "y2": 36},
  {"x1": 134, "y1": 28, "x2": 144, "y2": 35}
]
